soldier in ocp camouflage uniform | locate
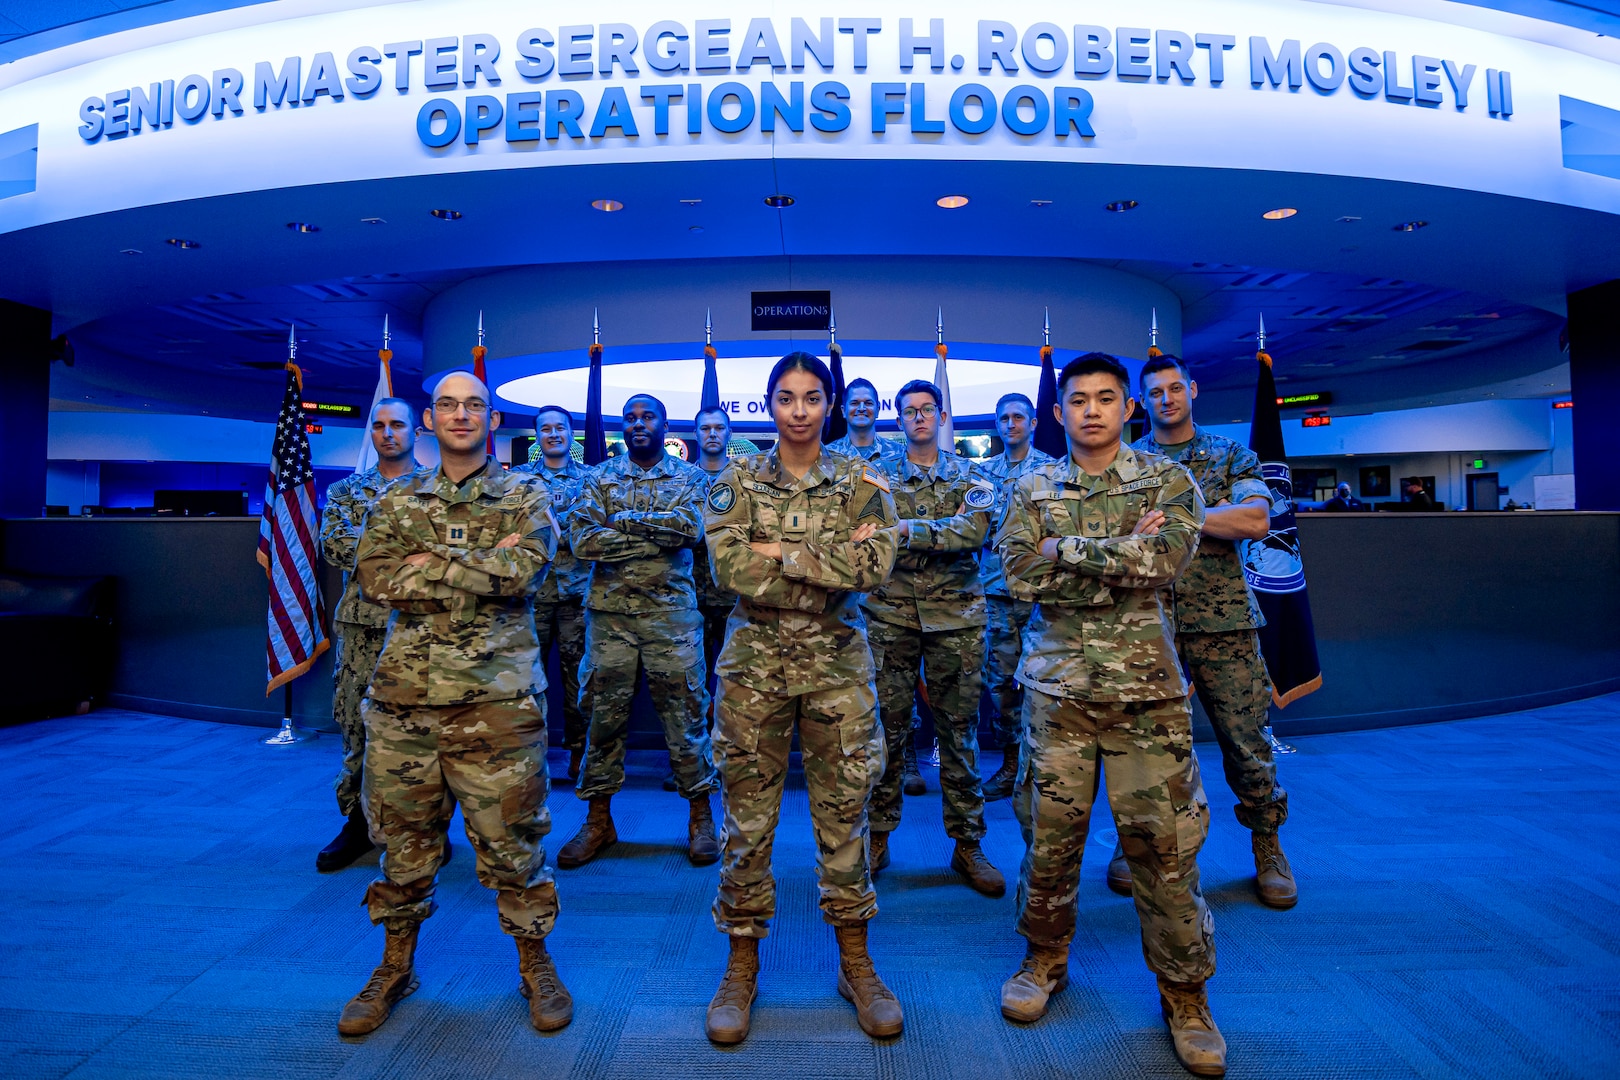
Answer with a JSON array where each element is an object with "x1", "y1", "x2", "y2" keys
[
  {"x1": 513, "y1": 405, "x2": 592, "y2": 781},
  {"x1": 863, "y1": 379, "x2": 1005, "y2": 897},
  {"x1": 701, "y1": 352, "x2": 902, "y2": 1045},
  {"x1": 976, "y1": 392, "x2": 1056, "y2": 802},
  {"x1": 557, "y1": 395, "x2": 720, "y2": 869},
  {"x1": 316, "y1": 396, "x2": 423, "y2": 873},
  {"x1": 1131, "y1": 353, "x2": 1295, "y2": 910},
  {"x1": 995, "y1": 353, "x2": 1227, "y2": 1077},
  {"x1": 340, "y1": 372, "x2": 573, "y2": 1038}
]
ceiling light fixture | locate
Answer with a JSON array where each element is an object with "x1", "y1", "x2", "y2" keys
[
  {"x1": 1262, "y1": 208, "x2": 1298, "y2": 220},
  {"x1": 360, "y1": 216, "x2": 386, "y2": 225},
  {"x1": 764, "y1": 193, "x2": 795, "y2": 208},
  {"x1": 286, "y1": 222, "x2": 321, "y2": 233},
  {"x1": 1105, "y1": 199, "x2": 1139, "y2": 212},
  {"x1": 120, "y1": 248, "x2": 142, "y2": 255},
  {"x1": 936, "y1": 195, "x2": 970, "y2": 208},
  {"x1": 679, "y1": 198, "x2": 702, "y2": 206},
  {"x1": 591, "y1": 199, "x2": 624, "y2": 212},
  {"x1": 165, "y1": 238, "x2": 201, "y2": 249},
  {"x1": 1392, "y1": 220, "x2": 1429, "y2": 232},
  {"x1": 689, "y1": 225, "x2": 705, "y2": 233},
  {"x1": 1030, "y1": 199, "x2": 1053, "y2": 207},
  {"x1": 429, "y1": 208, "x2": 462, "y2": 220}
]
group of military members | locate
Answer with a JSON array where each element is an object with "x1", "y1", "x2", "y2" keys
[{"x1": 314, "y1": 344, "x2": 1297, "y2": 1078}]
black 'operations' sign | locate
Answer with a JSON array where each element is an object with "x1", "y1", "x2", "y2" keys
[{"x1": 751, "y1": 290, "x2": 832, "y2": 331}]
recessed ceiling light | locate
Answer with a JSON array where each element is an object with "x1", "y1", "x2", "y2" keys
[
  {"x1": 360, "y1": 217, "x2": 386, "y2": 225},
  {"x1": 764, "y1": 194, "x2": 795, "y2": 208},
  {"x1": 429, "y1": 208, "x2": 462, "y2": 220},
  {"x1": 591, "y1": 199, "x2": 624, "y2": 212},
  {"x1": 165, "y1": 238, "x2": 201, "y2": 249},
  {"x1": 120, "y1": 248, "x2": 142, "y2": 255},
  {"x1": 680, "y1": 198, "x2": 702, "y2": 206},
  {"x1": 1262, "y1": 208, "x2": 1298, "y2": 220},
  {"x1": 286, "y1": 222, "x2": 321, "y2": 233},
  {"x1": 1030, "y1": 199, "x2": 1053, "y2": 207},
  {"x1": 689, "y1": 225, "x2": 705, "y2": 233},
  {"x1": 1392, "y1": 220, "x2": 1429, "y2": 232},
  {"x1": 1337, "y1": 215, "x2": 1362, "y2": 223},
  {"x1": 1105, "y1": 200, "x2": 1139, "y2": 212},
  {"x1": 936, "y1": 195, "x2": 970, "y2": 209}
]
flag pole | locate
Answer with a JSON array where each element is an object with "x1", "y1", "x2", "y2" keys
[{"x1": 264, "y1": 322, "x2": 315, "y2": 746}]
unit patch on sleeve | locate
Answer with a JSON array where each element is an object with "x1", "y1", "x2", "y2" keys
[{"x1": 707, "y1": 483, "x2": 736, "y2": 513}]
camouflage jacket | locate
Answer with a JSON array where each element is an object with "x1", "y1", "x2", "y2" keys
[
  {"x1": 976, "y1": 447, "x2": 1057, "y2": 599},
  {"x1": 996, "y1": 446, "x2": 1205, "y2": 702},
  {"x1": 320, "y1": 466, "x2": 421, "y2": 628},
  {"x1": 826, "y1": 434, "x2": 903, "y2": 467},
  {"x1": 512, "y1": 457, "x2": 591, "y2": 605},
  {"x1": 704, "y1": 448, "x2": 898, "y2": 696},
  {"x1": 1132, "y1": 425, "x2": 1270, "y2": 634},
  {"x1": 570, "y1": 451, "x2": 707, "y2": 613},
  {"x1": 355, "y1": 457, "x2": 557, "y2": 706},
  {"x1": 861, "y1": 449, "x2": 996, "y2": 632},
  {"x1": 692, "y1": 463, "x2": 737, "y2": 609}
]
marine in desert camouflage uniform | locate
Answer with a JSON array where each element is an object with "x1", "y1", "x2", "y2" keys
[
  {"x1": 513, "y1": 405, "x2": 592, "y2": 781},
  {"x1": 995, "y1": 353, "x2": 1227, "y2": 1077},
  {"x1": 315, "y1": 397, "x2": 422, "y2": 873},
  {"x1": 975, "y1": 392, "x2": 1056, "y2": 802},
  {"x1": 701, "y1": 352, "x2": 904, "y2": 1046},
  {"x1": 338, "y1": 372, "x2": 574, "y2": 1038},
  {"x1": 557, "y1": 394, "x2": 720, "y2": 869},
  {"x1": 1131, "y1": 353, "x2": 1295, "y2": 910},
  {"x1": 863, "y1": 378, "x2": 1005, "y2": 898}
]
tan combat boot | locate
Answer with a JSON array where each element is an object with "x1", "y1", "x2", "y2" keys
[
  {"x1": 869, "y1": 830, "x2": 891, "y2": 875},
  {"x1": 515, "y1": 935, "x2": 574, "y2": 1031},
  {"x1": 337, "y1": 921, "x2": 420, "y2": 1035},
  {"x1": 1252, "y1": 832, "x2": 1298, "y2": 909},
  {"x1": 557, "y1": 796, "x2": 616, "y2": 868},
  {"x1": 688, "y1": 796, "x2": 720, "y2": 866},
  {"x1": 999, "y1": 942, "x2": 1070, "y2": 1022},
  {"x1": 950, "y1": 839, "x2": 1007, "y2": 897},
  {"x1": 834, "y1": 923, "x2": 904, "y2": 1038},
  {"x1": 705, "y1": 935, "x2": 760, "y2": 1044},
  {"x1": 1159, "y1": 977, "x2": 1227, "y2": 1076},
  {"x1": 1107, "y1": 839, "x2": 1133, "y2": 897}
]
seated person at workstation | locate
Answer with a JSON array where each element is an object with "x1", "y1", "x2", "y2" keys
[{"x1": 1321, "y1": 483, "x2": 1365, "y2": 512}]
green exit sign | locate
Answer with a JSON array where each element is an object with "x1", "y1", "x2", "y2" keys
[{"x1": 1470, "y1": 459, "x2": 1487, "y2": 470}]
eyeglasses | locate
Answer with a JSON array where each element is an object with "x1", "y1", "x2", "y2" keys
[
  {"x1": 901, "y1": 405, "x2": 938, "y2": 420},
  {"x1": 434, "y1": 397, "x2": 489, "y2": 414}
]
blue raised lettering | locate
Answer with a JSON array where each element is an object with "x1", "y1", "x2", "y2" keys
[
  {"x1": 254, "y1": 56, "x2": 301, "y2": 108},
  {"x1": 979, "y1": 21, "x2": 1018, "y2": 74},
  {"x1": 558, "y1": 26, "x2": 592, "y2": 77},
  {"x1": 464, "y1": 94, "x2": 502, "y2": 143},
  {"x1": 647, "y1": 22, "x2": 690, "y2": 73},
  {"x1": 641, "y1": 84, "x2": 682, "y2": 135},
  {"x1": 696, "y1": 20, "x2": 732, "y2": 73},
  {"x1": 1195, "y1": 34, "x2": 1235, "y2": 84},
  {"x1": 463, "y1": 33, "x2": 501, "y2": 86},
  {"x1": 1384, "y1": 51, "x2": 1414, "y2": 102},
  {"x1": 600, "y1": 24, "x2": 639, "y2": 76},
  {"x1": 1347, "y1": 47, "x2": 1381, "y2": 95},
  {"x1": 872, "y1": 82, "x2": 906, "y2": 133},
  {"x1": 302, "y1": 51, "x2": 344, "y2": 102},
  {"x1": 130, "y1": 83, "x2": 162, "y2": 129},
  {"x1": 1117, "y1": 28, "x2": 1152, "y2": 78},
  {"x1": 590, "y1": 86, "x2": 639, "y2": 137},
  {"x1": 516, "y1": 30, "x2": 556, "y2": 79},
  {"x1": 1412, "y1": 55, "x2": 1443, "y2": 106},
  {"x1": 1021, "y1": 23, "x2": 1067, "y2": 74},
  {"x1": 546, "y1": 89, "x2": 585, "y2": 138},
  {"x1": 78, "y1": 96, "x2": 104, "y2": 141},
  {"x1": 1251, "y1": 37, "x2": 1302, "y2": 89},
  {"x1": 424, "y1": 38, "x2": 459, "y2": 89},
  {"x1": 1073, "y1": 26, "x2": 1112, "y2": 76},
  {"x1": 1053, "y1": 86, "x2": 1095, "y2": 136},
  {"x1": 505, "y1": 91, "x2": 541, "y2": 140},
  {"x1": 910, "y1": 82, "x2": 944, "y2": 133},
  {"x1": 737, "y1": 19, "x2": 786, "y2": 71},
  {"x1": 1001, "y1": 85, "x2": 1049, "y2": 135},
  {"x1": 792, "y1": 17, "x2": 835, "y2": 70},
  {"x1": 209, "y1": 71, "x2": 241, "y2": 117},
  {"x1": 707, "y1": 81, "x2": 754, "y2": 132},
  {"x1": 1155, "y1": 31, "x2": 1195, "y2": 82},
  {"x1": 809, "y1": 80, "x2": 850, "y2": 131},
  {"x1": 901, "y1": 18, "x2": 945, "y2": 73},
  {"x1": 838, "y1": 19, "x2": 881, "y2": 71},
  {"x1": 1443, "y1": 60, "x2": 1475, "y2": 109},
  {"x1": 416, "y1": 98, "x2": 460, "y2": 146},
  {"x1": 761, "y1": 81, "x2": 804, "y2": 132},
  {"x1": 176, "y1": 75, "x2": 210, "y2": 122},
  {"x1": 949, "y1": 83, "x2": 996, "y2": 134},
  {"x1": 345, "y1": 47, "x2": 383, "y2": 96},
  {"x1": 382, "y1": 41, "x2": 421, "y2": 91},
  {"x1": 1304, "y1": 43, "x2": 1344, "y2": 92}
]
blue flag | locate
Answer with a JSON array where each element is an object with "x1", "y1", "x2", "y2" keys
[
  {"x1": 1242, "y1": 350, "x2": 1324, "y2": 707},
  {"x1": 583, "y1": 343, "x2": 607, "y2": 466}
]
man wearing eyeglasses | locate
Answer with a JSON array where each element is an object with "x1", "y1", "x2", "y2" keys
[
  {"x1": 862, "y1": 380, "x2": 1005, "y2": 897},
  {"x1": 513, "y1": 406, "x2": 592, "y2": 783},
  {"x1": 557, "y1": 394, "x2": 721, "y2": 870},
  {"x1": 345, "y1": 372, "x2": 573, "y2": 1036}
]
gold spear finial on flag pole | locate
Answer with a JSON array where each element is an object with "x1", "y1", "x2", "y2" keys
[
  {"x1": 286, "y1": 322, "x2": 297, "y2": 361},
  {"x1": 1043, "y1": 307, "x2": 1050, "y2": 348},
  {"x1": 705, "y1": 307, "x2": 712, "y2": 347},
  {"x1": 936, "y1": 307, "x2": 944, "y2": 346},
  {"x1": 1257, "y1": 312, "x2": 1272, "y2": 368},
  {"x1": 829, "y1": 306, "x2": 838, "y2": 346},
  {"x1": 382, "y1": 314, "x2": 390, "y2": 353},
  {"x1": 1148, "y1": 307, "x2": 1163, "y2": 358}
]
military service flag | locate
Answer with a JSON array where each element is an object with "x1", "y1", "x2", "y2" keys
[
  {"x1": 1242, "y1": 332, "x2": 1324, "y2": 706},
  {"x1": 1033, "y1": 341, "x2": 1066, "y2": 460},
  {"x1": 257, "y1": 361, "x2": 329, "y2": 694}
]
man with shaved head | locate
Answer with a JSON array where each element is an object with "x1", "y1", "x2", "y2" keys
[
  {"x1": 317, "y1": 397, "x2": 423, "y2": 873},
  {"x1": 343, "y1": 371, "x2": 574, "y2": 1037},
  {"x1": 558, "y1": 393, "x2": 720, "y2": 870}
]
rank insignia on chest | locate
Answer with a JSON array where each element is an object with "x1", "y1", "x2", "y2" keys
[
  {"x1": 552, "y1": 490, "x2": 567, "y2": 506},
  {"x1": 784, "y1": 510, "x2": 806, "y2": 534},
  {"x1": 446, "y1": 523, "x2": 468, "y2": 545}
]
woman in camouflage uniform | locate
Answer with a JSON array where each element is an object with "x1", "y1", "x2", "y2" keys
[{"x1": 700, "y1": 351, "x2": 902, "y2": 1045}]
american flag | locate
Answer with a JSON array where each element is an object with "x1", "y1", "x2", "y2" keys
[{"x1": 257, "y1": 363, "x2": 329, "y2": 693}]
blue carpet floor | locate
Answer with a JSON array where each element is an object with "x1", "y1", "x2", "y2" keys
[{"x1": 3, "y1": 695, "x2": 1618, "y2": 1079}]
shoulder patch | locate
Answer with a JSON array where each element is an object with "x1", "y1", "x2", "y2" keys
[
  {"x1": 707, "y1": 483, "x2": 736, "y2": 513},
  {"x1": 964, "y1": 483, "x2": 996, "y2": 510},
  {"x1": 861, "y1": 468, "x2": 890, "y2": 492}
]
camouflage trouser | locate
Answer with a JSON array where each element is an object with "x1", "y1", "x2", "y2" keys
[
  {"x1": 535, "y1": 600, "x2": 587, "y2": 751},
  {"x1": 701, "y1": 603, "x2": 732, "y2": 697},
  {"x1": 577, "y1": 607, "x2": 718, "y2": 801},
  {"x1": 1014, "y1": 688, "x2": 1216, "y2": 984},
  {"x1": 1182, "y1": 629, "x2": 1288, "y2": 835},
  {"x1": 984, "y1": 595, "x2": 1034, "y2": 748},
  {"x1": 331, "y1": 623, "x2": 387, "y2": 817},
  {"x1": 360, "y1": 695, "x2": 559, "y2": 938},
  {"x1": 712, "y1": 678, "x2": 884, "y2": 936},
  {"x1": 868, "y1": 618, "x2": 987, "y2": 842}
]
